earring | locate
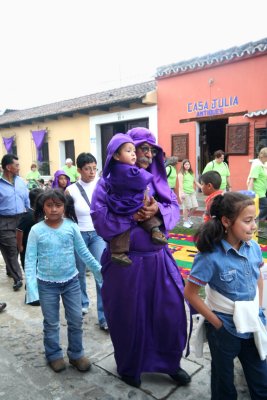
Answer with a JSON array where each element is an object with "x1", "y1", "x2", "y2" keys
[{"x1": 225, "y1": 228, "x2": 228, "y2": 234}]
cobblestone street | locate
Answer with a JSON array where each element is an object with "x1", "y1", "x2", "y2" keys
[{"x1": 0, "y1": 252, "x2": 251, "y2": 400}]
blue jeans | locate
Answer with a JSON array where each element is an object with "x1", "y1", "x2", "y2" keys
[
  {"x1": 38, "y1": 275, "x2": 84, "y2": 362},
  {"x1": 75, "y1": 230, "x2": 106, "y2": 324},
  {"x1": 205, "y1": 321, "x2": 267, "y2": 400}
]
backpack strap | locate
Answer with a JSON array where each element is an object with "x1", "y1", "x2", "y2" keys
[
  {"x1": 76, "y1": 182, "x2": 91, "y2": 208},
  {"x1": 166, "y1": 165, "x2": 172, "y2": 178}
]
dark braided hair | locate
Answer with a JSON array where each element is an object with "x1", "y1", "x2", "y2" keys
[{"x1": 194, "y1": 192, "x2": 255, "y2": 252}]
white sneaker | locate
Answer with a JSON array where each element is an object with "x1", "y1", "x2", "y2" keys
[
  {"x1": 188, "y1": 218, "x2": 194, "y2": 226},
  {"x1": 183, "y1": 222, "x2": 191, "y2": 228},
  {"x1": 82, "y1": 307, "x2": 89, "y2": 315}
]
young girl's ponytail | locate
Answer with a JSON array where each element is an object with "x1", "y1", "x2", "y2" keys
[{"x1": 194, "y1": 195, "x2": 224, "y2": 252}]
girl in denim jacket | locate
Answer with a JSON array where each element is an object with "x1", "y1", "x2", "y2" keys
[{"x1": 185, "y1": 192, "x2": 267, "y2": 400}]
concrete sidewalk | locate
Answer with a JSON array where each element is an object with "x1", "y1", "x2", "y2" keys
[{"x1": 0, "y1": 256, "x2": 251, "y2": 400}]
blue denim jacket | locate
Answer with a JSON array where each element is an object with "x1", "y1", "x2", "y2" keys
[{"x1": 188, "y1": 239, "x2": 263, "y2": 338}]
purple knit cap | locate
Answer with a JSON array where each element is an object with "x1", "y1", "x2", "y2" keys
[
  {"x1": 103, "y1": 133, "x2": 135, "y2": 178},
  {"x1": 127, "y1": 127, "x2": 171, "y2": 204},
  {"x1": 52, "y1": 170, "x2": 71, "y2": 189}
]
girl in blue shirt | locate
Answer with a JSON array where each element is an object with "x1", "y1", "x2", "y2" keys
[
  {"x1": 25, "y1": 189, "x2": 102, "y2": 373},
  {"x1": 184, "y1": 192, "x2": 267, "y2": 399}
]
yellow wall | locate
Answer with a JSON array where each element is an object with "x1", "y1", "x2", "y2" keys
[{"x1": 0, "y1": 113, "x2": 91, "y2": 179}]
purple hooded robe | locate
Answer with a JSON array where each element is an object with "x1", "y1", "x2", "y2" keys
[
  {"x1": 51, "y1": 170, "x2": 70, "y2": 190},
  {"x1": 91, "y1": 128, "x2": 187, "y2": 380},
  {"x1": 103, "y1": 133, "x2": 153, "y2": 215}
]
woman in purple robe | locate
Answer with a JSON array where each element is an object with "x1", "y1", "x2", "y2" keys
[{"x1": 91, "y1": 127, "x2": 190, "y2": 388}]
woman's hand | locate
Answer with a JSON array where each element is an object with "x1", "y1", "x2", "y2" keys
[{"x1": 133, "y1": 197, "x2": 159, "y2": 222}]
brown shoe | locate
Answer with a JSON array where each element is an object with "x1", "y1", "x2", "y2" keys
[
  {"x1": 151, "y1": 230, "x2": 168, "y2": 245},
  {"x1": 111, "y1": 253, "x2": 132, "y2": 266},
  {"x1": 69, "y1": 356, "x2": 92, "y2": 372},
  {"x1": 49, "y1": 358, "x2": 66, "y2": 372}
]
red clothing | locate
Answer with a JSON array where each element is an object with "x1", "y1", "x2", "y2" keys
[{"x1": 203, "y1": 190, "x2": 223, "y2": 222}]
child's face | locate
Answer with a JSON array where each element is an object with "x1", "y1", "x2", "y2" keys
[
  {"x1": 223, "y1": 204, "x2": 257, "y2": 247},
  {"x1": 201, "y1": 182, "x2": 213, "y2": 196},
  {"x1": 43, "y1": 198, "x2": 64, "y2": 223},
  {"x1": 183, "y1": 162, "x2": 190, "y2": 170},
  {"x1": 114, "y1": 143, "x2": 136, "y2": 165},
  {"x1": 58, "y1": 175, "x2": 68, "y2": 189}
]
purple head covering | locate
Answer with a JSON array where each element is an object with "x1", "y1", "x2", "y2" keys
[
  {"x1": 52, "y1": 170, "x2": 71, "y2": 189},
  {"x1": 103, "y1": 133, "x2": 135, "y2": 178},
  {"x1": 127, "y1": 127, "x2": 171, "y2": 204}
]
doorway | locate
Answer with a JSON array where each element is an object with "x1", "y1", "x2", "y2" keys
[
  {"x1": 199, "y1": 118, "x2": 228, "y2": 171},
  {"x1": 100, "y1": 119, "x2": 149, "y2": 166}
]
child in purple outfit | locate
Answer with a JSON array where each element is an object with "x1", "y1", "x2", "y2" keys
[{"x1": 104, "y1": 133, "x2": 168, "y2": 266}]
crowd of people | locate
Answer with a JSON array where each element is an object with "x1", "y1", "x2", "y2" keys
[{"x1": 0, "y1": 129, "x2": 267, "y2": 397}]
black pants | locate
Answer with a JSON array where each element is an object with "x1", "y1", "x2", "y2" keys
[{"x1": 0, "y1": 215, "x2": 23, "y2": 282}]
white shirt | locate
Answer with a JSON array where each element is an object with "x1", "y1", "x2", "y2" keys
[{"x1": 67, "y1": 178, "x2": 99, "y2": 231}]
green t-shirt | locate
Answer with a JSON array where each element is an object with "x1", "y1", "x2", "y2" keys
[
  {"x1": 62, "y1": 165, "x2": 79, "y2": 183},
  {"x1": 183, "y1": 171, "x2": 195, "y2": 194},
  {"x1": 202, "y1": 161, "x2": 230, "y2": 190},
  {"x1": 26, "y1": 170, "x2": 41, "y2": 189},
  {"x1": 166, "y1": 165, "x2": 177, "y2": 189},
  {"x1": 250, "y1": 164, "x2": 267, "y2": 198}
]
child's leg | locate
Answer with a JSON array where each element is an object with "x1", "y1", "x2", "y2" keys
[
  {"x1": 110, "y1": 230, "x2": 131, "y2": 265},
  {"x1": 239, "y1": 337, "x2": 267, "y2": 399},
  {"x1": 205, "y1": 321, "x2": 238, "y2": 399},
  {"x1": 187, "y1": 193, "x2": 198, "y2": 224},
  {"x1": 62, "y1": 276, "x2": 84, "y2": 360},
  {"x1": 110, "y1": 230, "x2": 130, "y2": 254},
  {"x1": 38, "y1": 280, "x2": 63, "y2": 362}
]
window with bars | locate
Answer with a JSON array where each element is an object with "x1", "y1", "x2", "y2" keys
[{"x1": 38, "y1": 142, "x2": 50, "y2": 175}]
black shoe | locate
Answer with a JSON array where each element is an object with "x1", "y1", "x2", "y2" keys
[
  {"x1": 0, "y1": 302, "x2": 7, "y2": 312},
  {"x1": 13, "y1": 280, "x2": 23, "y2": 291},
  {"x1": 121, "y1": 375, "x2": 141, "y2": 388},
  {"x1": 151, "y1": 230, "x2": 168, "y2": 245},
  {"x1": 169, "y1": 367, "x2": 191, "y2": 385},
  {"x1": 28, "y1": 300, "x2": 40, "y2": 306},
  {"x1": 111, "y1": 253, "x2": 132, "y2": 266}
]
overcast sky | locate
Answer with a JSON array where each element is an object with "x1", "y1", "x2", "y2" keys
[{"x1": 0, "y1": 0, "x2": 266, "y2": 111}]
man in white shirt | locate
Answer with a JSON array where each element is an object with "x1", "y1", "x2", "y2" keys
[{"x1": 66, "y1": 153, "x2": 108, "y2": 331}]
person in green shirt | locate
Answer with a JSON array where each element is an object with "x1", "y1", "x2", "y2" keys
[
  {"x1": 202, "y1": 150, "x2": 231, "y2": 192},
  {"x1": 165, "y1": 156, "x2": 178, "y2": 193},
  {"x1": 248, "y1": 147, "x2": 267, "y2": 220},
  {"x1": 178, "y1": 159, "x2": 201, "y2": 228},
  {"x1": 26, "y1": 163, "x2": 41, "y2": 190},
  {"x1": 62, "y1": 158, "x2": 80, "y2": 183}
]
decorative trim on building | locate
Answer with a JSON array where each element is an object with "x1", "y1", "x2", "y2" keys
[
  {"x1": 156, "y1": 38, "x2": 267, "y2": 78},
  {"x1": 244, "y1": 109, "x2": 267, "y2": 118}
]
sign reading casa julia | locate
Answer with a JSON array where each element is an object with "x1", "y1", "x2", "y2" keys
[{"x1": 187, "y1": 96, "x2": 239, "y2": 117}]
